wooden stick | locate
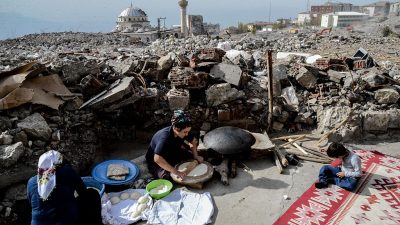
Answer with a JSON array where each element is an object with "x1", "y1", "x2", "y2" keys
[
  {"x1": 301, "y1": 146, "x2": 332, "y2": 159},
  {"x1": 273, "y1": 147, "x2": 289, "y2": 167},
  {"x1": 297, "y1": 155, "x2": 332, "y2": 164},
  {"x1": 289, "y1": 139, "x2": 308, "y2": 155},
  {"x1": 271, "y1": 134, "x2": 306, "y2": 141},
  {"x1": 266, "y1": 50, "x2": 273, "y2": 132},
  {"x1": 279, "y1": 135, "x2": 307, "y2": 148},
  {"x1": 285, "y1": 149, "x2": 330, "y2": 160},
  {"x1": 273, "y1": 150, "x2": 283, "y2": 174}
]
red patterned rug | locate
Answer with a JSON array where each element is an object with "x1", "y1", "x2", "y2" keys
[{"x1": 274, "y1": 150, "x2": 400, "y2": 225}]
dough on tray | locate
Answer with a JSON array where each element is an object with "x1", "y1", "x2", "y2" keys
[
  {"x1": 120, "y1": 192, "x2": 130, "y2": 200},
  {"x1": 110, "y1": 196, "x2": 121, "y2": 205},
  {"x1": 130, "y1": 192, "x2": 141, "y2": 200}
]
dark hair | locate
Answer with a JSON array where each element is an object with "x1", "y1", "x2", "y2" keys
[
  {"x1": 171, "y1": 110, "x2": 192, "y2": 131},
  {"x1": 327, "y1": 142, "x2": 348, "y2": 158}
]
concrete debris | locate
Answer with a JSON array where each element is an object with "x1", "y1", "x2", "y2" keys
[
  {"x1": 206, "y1": 83, "x2": 245, "y2": 107},
  {"x1": 209, "y1": 63, "x2": 242, "y2": 86},
  {"x1": 0, "y1": 27, "x2": 400, "y2": 222},
  {"x1": 166, "y1": 88, "x2": 190, "y2": 110},
  {"x1": 0, "y1": 142, "x2": 25, "y2": 168}
]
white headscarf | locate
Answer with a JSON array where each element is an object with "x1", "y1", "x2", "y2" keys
[{"x1": 37, "y1": 150, "x2": 63, "y2": 200}]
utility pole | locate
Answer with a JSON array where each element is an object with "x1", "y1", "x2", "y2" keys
[{"x1": 268, "y1": 0, "x2": 272, "y2": 22}]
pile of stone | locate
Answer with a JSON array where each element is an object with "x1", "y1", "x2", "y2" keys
[{"x1": 0, "y1": 28, "x2": 400, "y2": 223}]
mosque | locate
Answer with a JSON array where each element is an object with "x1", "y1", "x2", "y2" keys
[
  {"x1": 114, "y1": 1, "x2": 220, "y2": 42},
  {"x1": 115, "y1": 4, "x2": 151, "y2": 33},
  {"x1": 114, "y1": 3, "x2": 182, "y2": 42}
]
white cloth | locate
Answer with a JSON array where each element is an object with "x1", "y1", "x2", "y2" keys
[
  {"x1": 37, "y1": 150, "x2": 63, "y2": 200},
  {"x1": 145, "y1": 188, "x2": 214, "y2": 225},
  {"x1": 101, "y1": 189, "x2": 152, "y2": 225}
]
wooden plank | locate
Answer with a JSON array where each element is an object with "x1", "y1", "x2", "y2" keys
[
  {"x1": 288, "y1": 139, "x2": 308, "y2": 155},
  {"x1": 273, "y1": 150, "x2": 283, "y2": 174},
  {"x1": 273, "y1": 147, "x2": 289, "y2": 167},
  {"x1": 278, "y1": 135, "x2": 307, "y2": 148},
  {"x1": 271, "y1": 134, "x2": 306, "y2": 141}
]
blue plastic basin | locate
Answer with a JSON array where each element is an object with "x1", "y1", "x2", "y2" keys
[{"x1": 81, "y1": 176, "x2": 105, "y2": 196}]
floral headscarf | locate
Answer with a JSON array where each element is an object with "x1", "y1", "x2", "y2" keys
[{"x1": 37, "y1": 150, "x2": 63, "y2": 200}]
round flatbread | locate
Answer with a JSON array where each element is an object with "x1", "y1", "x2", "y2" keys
[{"x1": 187, "y1": 163, "x2": 208, "y2": 177}]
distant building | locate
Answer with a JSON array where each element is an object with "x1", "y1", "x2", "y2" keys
[
  {"x1": 297, "y1": 12, "x2": 312, "y2": 25},
  {"x1": 362, "y1": 1, "x2": 390, "y2": 17},
  {"x1": 321, "y1": 12, "x2": 368, "y2": 28},
  {"x1": 115, "y1": 4, "x2": 151, "y2": 33},
  {"x1": 245, "y1": 22, "x2": 274, "y2": 32},
  {"x1": 204, "y1": 23, "x2": 220, "y2": 34},
  {"x1": 276, "y1": 18, "x2": 292, "y2": 26},
  {"x1": 297, "y1": 12, "x2": 321, "y2": 26},
  {"x1": 311, "y1": 3, "x2": 354, "y2": 14},
  {"x1": 114, "y1": 4, "x2": 182, "y2": 42},
  {"x1": 390, "y1": 2, "x2": 400, "y2": 16},
  {"x1": 187, "y1": 15, "x2": 205, "y2": 35}
]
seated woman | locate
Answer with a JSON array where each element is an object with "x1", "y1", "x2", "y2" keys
[
  {"x1": 145, "y1": 110, "x2": 204, "y2": 180},
  {"x1": 27, "y1": 150, "x2": 102, "y2": 225}
]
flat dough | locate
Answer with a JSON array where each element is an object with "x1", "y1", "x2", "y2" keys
[
  {"x1": 187, "y1": 163, "x2": 208, "y2": 176},
  {"x1": 149, "y1": 185, "x2": 168, "y2": 195},
  {"x1": 178, "y1": 162, "x2": 191, "y2": 171},
  {"x1": 130, "y1": 192, "x2": 141, "y2": 200},
  {"x1": 110, "y1": 196, "x2": 121, "y2": 205},
  {"x1": 130, "y1": 210, "x2": 141, "y2": 218},
  {"x1": 137, "y1": 203, "x2": 147, "y2": 212},
  {"x1": 120, "y1": 192, "x2": 130, "y2": 200},
  {"x1": 138, "y1": 196, "x2": 149, "y2": 204}
]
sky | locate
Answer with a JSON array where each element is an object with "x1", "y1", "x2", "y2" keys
[{"x1": 0, "y1": 0, "x2": 394, "y2": 40}]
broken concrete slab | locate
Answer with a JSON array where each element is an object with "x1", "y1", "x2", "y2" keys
[
  {"x1": 0, "y1": 142, "x2": 25, "y2": 168},
  {"x1": 296, "y1": 67, "x2": 318, "y2": 89},
  {"x1": 85, "y1": 77, "x2": 135, "y2": 109},
  {"x1": 361, "y1": 71, "x2": 387, "y2": 89},
  {"x1": 374, "y1": 88, "x2": 400, "y2": 104},
  {"x1": 166, "y1": 89, "x2": 190, "y2": 110},
  {"x1": 157, "y1": 53, "x2": 175, "y2": 71},
  {"x1": 206, "y1": 83, "x2": 245, "y2": 107},
  {"x1": 317, "y1": 106, "x2": 352, "y2": 134},
  {"x1": 17, "y1": 113, "x2": 52, "y2": 141},
  {"x1": 209, "y1": 63, "x2": 242, "y2": 86},
  {"x1": 363, "y1": 111, "x2": 390, "y2": 132},
  {"x1": 327, "y1": 70, "x2": 347, "y2": 83}
]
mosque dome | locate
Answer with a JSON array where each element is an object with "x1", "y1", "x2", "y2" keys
[{"x1": 119, "y1": 6, "x2": 147, "y2": 17}]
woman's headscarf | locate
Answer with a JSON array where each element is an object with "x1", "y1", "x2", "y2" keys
[
  {"x1": 37, "y1": 150, "x2": 63, "y2": 200},
  {"x1": 171, "y1": 110, "x2": 191, "y2": 129}
]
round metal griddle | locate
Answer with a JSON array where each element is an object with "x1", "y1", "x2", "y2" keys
[{"x1": 203, "y1": 126, "x2": 255, "y2": 155}]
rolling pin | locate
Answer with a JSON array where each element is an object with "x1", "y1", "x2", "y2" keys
[
  {"x1": 179, "y1": 160, "x2": 198, "y2": 174},
  {"x1": 176, "y1": 160, "x2": 198, "y2": 182}
]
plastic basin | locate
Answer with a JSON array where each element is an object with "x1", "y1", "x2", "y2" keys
[
  {"x1": 82, "y1": 176, "x2": 105, "y2": 196},
  {"x1": 146, "y1": 179, "x2": 173, "y2": 199}
]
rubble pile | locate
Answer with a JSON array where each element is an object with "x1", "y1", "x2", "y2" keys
[{"x1": 0, "y1": 29, "x2": 400, "y2": 223}]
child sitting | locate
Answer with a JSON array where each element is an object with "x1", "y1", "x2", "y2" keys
[{"x1": 315, "y1": 142, "x2": 362, "y2": 191}]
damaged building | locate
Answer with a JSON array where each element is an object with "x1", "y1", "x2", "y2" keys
[{"x1": 0, "y1": 14, "x2": 400, "y2": 223}]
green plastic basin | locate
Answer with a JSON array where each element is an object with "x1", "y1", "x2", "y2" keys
[{"x1": 146, "y1": 179, "x2": 173, "y2": 199}]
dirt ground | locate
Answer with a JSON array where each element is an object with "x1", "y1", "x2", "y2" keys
[{"x1": 96, "y1": 136, "x2": 400, "y2": 225}]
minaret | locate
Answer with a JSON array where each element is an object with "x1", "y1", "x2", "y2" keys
[{"x1": 178, "y1": 0, "x2": 188, "y2": 37}]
